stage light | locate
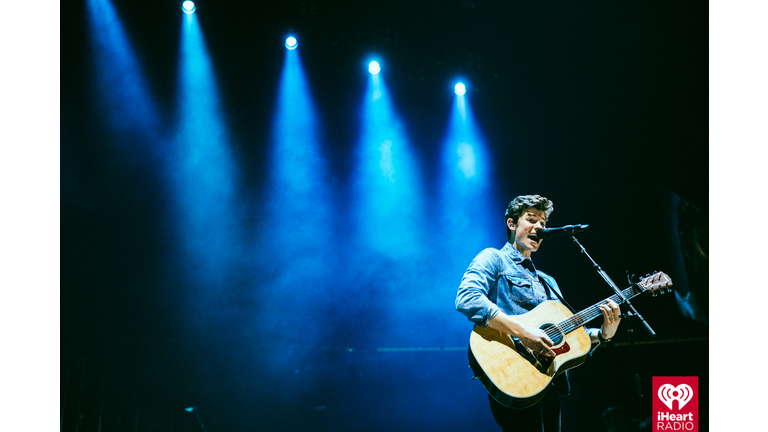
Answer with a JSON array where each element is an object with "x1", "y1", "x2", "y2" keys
[
  {"x1": 182, "y1": 1, "x2": 195, "y2": 14},
  {"x1": 355, "y1": 61, "x2": 427, "y2": 258},
  {"x1": 454, "y1": 82, "x2": 466, "y2": 96},
  {"x1": 285, "y1": 36, "x2": 298, "y2": 50}
]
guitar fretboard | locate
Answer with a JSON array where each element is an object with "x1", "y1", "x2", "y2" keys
[{"x1": 556, "y1": 285, "x2": 641, "y2": 334}]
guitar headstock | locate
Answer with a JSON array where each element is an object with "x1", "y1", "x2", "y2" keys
[{"x1": 637, "y1": 271, "x2": 673, "y2": 297}]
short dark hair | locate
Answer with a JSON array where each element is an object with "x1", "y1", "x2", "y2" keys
[{"x1": 505, "y1": 195, "x2": 554, "y2": 238}]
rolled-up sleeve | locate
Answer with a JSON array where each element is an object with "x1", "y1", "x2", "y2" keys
[{"x1": 455, "y1": 248, "x2": 501, "y2": 326}]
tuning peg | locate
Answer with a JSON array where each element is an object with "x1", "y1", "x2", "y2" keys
[
  {"x1": 659, "y1": 290, "x2": 665, "y2": 295},
  {"x1": 626, "y1": 271, "x2": 636, "y2": 284},
  {"x1": 667, "y1": 287, "x2": 672, "y2": 293},
  {"x1": 652, "y1": 292, "x2": 658, "y2": 297}
]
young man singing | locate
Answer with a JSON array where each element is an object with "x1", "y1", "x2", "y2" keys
[{"x1": 456, "y1": 194, "x2": 621, "y2": 432}]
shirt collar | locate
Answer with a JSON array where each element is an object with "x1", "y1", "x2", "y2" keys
[
  {"x1": 502, "y1": 242, "x2": 526, "y2": 263},
  {"x1": 503, "y1": 242, "x2": 537, "y2": 273}
]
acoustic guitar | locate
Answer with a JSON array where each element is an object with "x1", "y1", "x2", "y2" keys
[{"x1": 468, "y1": 271, "x2": 672, "y2": 408}]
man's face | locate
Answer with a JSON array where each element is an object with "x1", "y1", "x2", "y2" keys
[{"x1": 508, "y1": 208, "x2": 547, "y2": 257}]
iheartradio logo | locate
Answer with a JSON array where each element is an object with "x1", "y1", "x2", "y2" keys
[
  {"x1": 657, "y1": 383, "x2": 694, "y2": 410},
  {"x1": 653, "y1": 377, "x2": 698, "y2": 431}
]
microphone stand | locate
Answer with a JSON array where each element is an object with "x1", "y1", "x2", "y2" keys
[
  {"x1": 570, "y1": 235, "x2": 656, "y2": 411},
  {"x1": 193, "y1": 411, "x2": 209, "y2": 432},
  {"x1": 570, "y1": 236, "x2": 655, "y2": 337}
]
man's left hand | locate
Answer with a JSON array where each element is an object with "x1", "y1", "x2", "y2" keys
[{"x1": 599, "y1": 299, "x2": 621, "y2": 340}]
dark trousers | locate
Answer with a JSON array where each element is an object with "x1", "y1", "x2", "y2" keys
[{"x1": 488, "y1": 386, "x2": 561, "y2": 432}]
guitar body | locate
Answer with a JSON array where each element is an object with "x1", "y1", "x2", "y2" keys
[{"x1": 468, "y1": 300, "x2": 593, "y2": 409}]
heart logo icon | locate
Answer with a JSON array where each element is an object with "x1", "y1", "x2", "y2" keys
[{"x1": 657, "y1": 383, "x2": 694, "y2": 410}]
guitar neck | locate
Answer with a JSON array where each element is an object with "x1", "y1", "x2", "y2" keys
[{"x1": 556, "y1": 285, "x2": 641, "y2": 334}]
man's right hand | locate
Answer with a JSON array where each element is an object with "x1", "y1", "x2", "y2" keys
[
  {"x1": 489, "y1": 313, "x2": 555, "y2": 358},
  {"x1": 518, "y1": 326, "x2": 555, "y2": 358}
]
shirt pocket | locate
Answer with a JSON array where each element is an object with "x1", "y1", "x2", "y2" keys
[{"x1": 504, "y1": 275, "x2": 535, "y2": 303}]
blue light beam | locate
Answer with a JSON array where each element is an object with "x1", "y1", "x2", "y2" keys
[
  {"x1": 171, "y1": 11, "x2": 241, "y2": 315},
  {"x1": 264, "y1": 45, "x2": 332, "y2": 254},
  {"x1": 438, "y1": 87, "x2": 496, "y2": 263},
  {"x1": 251, "y1": 46, "x2": 335, "y2": 365},
  {"x1": 86, "y1": 0, "x2": 161, "y2": 134},
  {"x1": 443, "y1": 87, "x2": 490, "y2": 184},
  {"x1": 353, "y1": 64, "x2": 427, "y2": 258}
]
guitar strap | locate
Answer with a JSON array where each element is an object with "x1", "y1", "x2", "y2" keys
[
  {"x1": 478, "y1": 251, "x2": 573, "y2": 397},
  {"x1": 537, "y1": 273, "x2": 577, "y2": 314},
  {"x1": 536, "y1": 272, "x2": 575, "y2": 397},
  {"x1": 491, "y1": 250, "x2": 504, "y2": 305}
]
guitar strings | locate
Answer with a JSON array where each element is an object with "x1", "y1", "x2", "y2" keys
[
  {"x1": 544, "y1": 291, "x2": 628, "y2": 336},
  {"x1": 546, "y1": 285, "x2": 640, "y2": 336},
  {"x1": 541, "y1": 281, "x2": 661, "y2": 342}
]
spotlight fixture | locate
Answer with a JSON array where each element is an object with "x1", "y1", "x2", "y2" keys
[
  {"x1": 454, "y1": 82, "x2": 466, "y2": 96},
  {"x1": 368, "y1": 61, "x2": 381, "y2": 75},
  {"x1": 182, "y1": 1, "x2": 196, "y2": 14},
  {"x1": 285, "y1": 36, "x2": 298, "y2": 50}
]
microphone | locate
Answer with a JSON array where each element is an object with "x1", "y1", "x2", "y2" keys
[{"x1": 536, "y1": 224, "x2": 589, "y2": 239}]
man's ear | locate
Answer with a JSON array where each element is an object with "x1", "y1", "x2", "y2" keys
[{"x1": 506, "y1": 218, "x2": 516, "y2": 231}]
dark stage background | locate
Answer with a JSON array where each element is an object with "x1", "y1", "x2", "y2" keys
[{"x1": 61, "y1": 1, "x2": 708, "y2": 431}]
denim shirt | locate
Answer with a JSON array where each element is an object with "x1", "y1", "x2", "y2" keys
[
  {"x1": 456, "y1": 242, "x2": 602, "y2": 349},
  {"x1": 456, "y1": 242, "x2": 602, "y2": 396},
  {"x1": 456, "y1": 242, "x2": 565, "y2": 326}
]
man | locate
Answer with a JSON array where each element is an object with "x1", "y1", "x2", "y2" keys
[{"x1": 455, "y1": 194, "x2": 621, "y2": 432}]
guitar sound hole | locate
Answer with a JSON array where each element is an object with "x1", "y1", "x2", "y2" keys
[{"x1": 541, "y1": 324, "x2": 564, "y2": 345}]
